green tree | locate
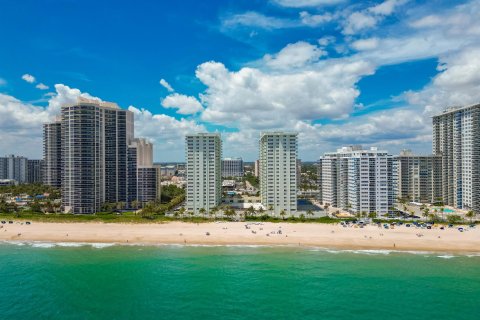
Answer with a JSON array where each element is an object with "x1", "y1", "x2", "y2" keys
[
  {"x1": 422, "y1": 208, "x2": 430, "y2": 221},
  {"x1": 131, "y1": 200, "x2": 140, "y2": 210},
  {"x1": 245, "y1": 206, "x2": 255, "y2": 218},
  {"x1": 29, "y1": 201, "x2": 42, "y2": 213},
  {"x1": 368, "y1": 212, "x2": 377, "y2": 219},
  {"x1": 447, "y1": 214, "x2": 462, "y2": 224},
  {"x1": 306, "y1": 209, "x2": 314, "y2": 219},
  {"x1": 258, "y1": 207, "x2": 265, "y2": 216},
  {"x1": 466, "y1": 210, "x2": 475, "y2": 223},
  {"x1": 116, "y1": 202, "x2": 125, "y2": 211},
  {"x1": 178, "y1": 207, "x2": 186, "y2": 219},
  {"x1": 280, "y1": 209, "x2": 286, "y2": 220},
  {"x1": 199, "y1": 208, "x2": 206, "y2": 219},
  {"x1": 268, "y1": 205, "x2": 274, "y2": 216}
]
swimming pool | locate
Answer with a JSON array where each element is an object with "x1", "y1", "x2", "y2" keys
[{"x1": 433, "y1": 207, "x2": 455, "y2": 213}]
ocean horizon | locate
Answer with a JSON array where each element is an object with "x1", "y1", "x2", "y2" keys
[{"x1": 1, "y1": 242, "x2": 479, "y2": 319}]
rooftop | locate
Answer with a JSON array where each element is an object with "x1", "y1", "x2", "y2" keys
[
  {"x1": 63, "y1": 96, "x2": 120, "y2": 110},
  {"x1": 433, "y1": 103, "x2": 480, "y2": 117}
]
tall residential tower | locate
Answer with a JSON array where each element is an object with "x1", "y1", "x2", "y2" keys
[
  {"x1": 59, "y1": 98, "x2": 133, "y2": 214},
  {"x1": 259, "y1": 132, "x2": 298, "y2": 215},
  {"x1": 319, "y1": 146, "x2": 396, "y2": 216},
  {"x1": 185, "y1": 133, "x2": 222, "y2": 214},
  {"x1": 433, "y1": 104, "x2": 480, "y2": 213},
  {"x1": 43, "y1": 120, "x2": 62, "y2": 188}
]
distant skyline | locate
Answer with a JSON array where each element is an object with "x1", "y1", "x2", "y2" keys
[{"x1": 1, "y1": 0, "x2": 480, "y2": 161}]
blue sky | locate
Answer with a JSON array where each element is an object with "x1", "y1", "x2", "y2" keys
[{"x1": 1, "y1": 0, "x2": 480, "y2": 161}]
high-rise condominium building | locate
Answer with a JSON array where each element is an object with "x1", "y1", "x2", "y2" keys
[
  {"x1": 127, "y1": 138, "x2": 160, "y2": 206},
  {"x1": 259, "y1": 132, "x2": 298, "y2": 215},
  {"x1": 27, "y1": 159, "x2": 44, "y2": 184},
  {"x1": 137, "y1": 167, "x2": 161, "y2": 204},
  {"x1": 222, "y1": 157, "x2": 244, "y2": 177},
  {"x1": 43, "y1": 120, "x2": 62, "y2": 188},
  {"x1": 319, "y1": 146, "x2": 395, "y2": 216},
  {"x1": 59, "y1": 97, "x2": 133, "y2": 214},
  {"x1": 395, "y1": 150, "x2": 442, "y2": 203},
  {"x1": 433, "y1": 103, "x2": 480, "y2": 213},
  {"x1": 185, "y1": 133, "x2": 222, "y2": 214},
  {"x1": 0, "y1": 155, "x2": 28, "y2": 183},
  {"x1": 254, "y1": 160, "x2": 260, "y2": 177}
]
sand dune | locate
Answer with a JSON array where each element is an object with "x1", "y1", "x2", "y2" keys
[{"x1": 1, "y1": 221, "x2": 479, "y2": 252}]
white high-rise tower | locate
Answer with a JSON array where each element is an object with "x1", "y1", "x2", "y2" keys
[
  {"x1": 185, "y1": 133, "x2": 222, "y2": 214},
  {"x1": 259, "y1": 132, "x2": 298, "y2": 215}
]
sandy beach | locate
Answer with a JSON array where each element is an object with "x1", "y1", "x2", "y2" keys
[{"x1": 0, "y1": 221, "x2": 479, "y2": 252}]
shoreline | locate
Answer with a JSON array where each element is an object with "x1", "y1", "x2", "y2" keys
[{"x1": 1, "y1": 221, "x2": 479, "y2": 253}]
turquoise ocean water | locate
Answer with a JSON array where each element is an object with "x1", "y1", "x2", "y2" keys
[{"x1": 0, "y1": 242, "x2": 479, "y2": 320}]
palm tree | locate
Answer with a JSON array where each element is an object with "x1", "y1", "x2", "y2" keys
[
  {"x1": 245, "y1": 206, "x2": 255, "y2": 219},
  {"x1": 131, "y1": 200, "x2": 140, "y2": 211},
  {"x1": 466, "y1": 210, "x2": 475, "y2": 224},
  {"x1": 423, "y1": 208, "x2": 429, "y2": 221},
  {"x1": 268, "y1": 205, "x2": 274, "y2": 216},
  {"x1": 258, "y1": 207, "x2": 265, "y2": 217},
  {"x1": 280, "y1": 209, "x2": 286, "y2": 220},
  {"x1": 210, "y1": 207, "x2": 218, "y2": 220},
  {"x1": 199, "y1": 207, "x2": 206, "y2": 219},
  {"x1": 324, "y1": 203, "x2": 330, "y2": 213},
  {"x1": 224, "y1": 207, "x2": 235, "y2": 221},
  {"x1": 189, "y1": 210, "x2": 194, "y2": 220},
  {"x1": 368, "y1": 212, "x2": 377, "y2": 219},
  {"x1": 440, "y1": 207, "x2": 445, "y2": 222},
  {"x1": 116, "y1": 202, "x2": 125, "y2": 211},
  {"x1": 209, "y1": 207, "x2": 216, "y2": 220},
  {"x1": 306, "y1": 209, "x2": 314, "y2": 219},
  {"x1": 178, "y1": 207, "x2": 186, "y2": 219}
]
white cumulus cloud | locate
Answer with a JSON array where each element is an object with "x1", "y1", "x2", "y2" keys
[
  {"x1": 161, "y1": 93, "x2": 204, "y2": 114},
  {"x1": 35, "y1": 83, "x2": 49, "y2": 90},
  {"x1": 21, "y1": 74, "x2": 36, "y2": 83},
  {"x1": 159, "y1": 79, "x2": 174, "y2": 92},
  {"x1": 263, "y1": 41, "x2": 327, "y2": 70}
]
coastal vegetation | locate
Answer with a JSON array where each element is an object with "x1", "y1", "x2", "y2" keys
[
  {"x1": 243, "y1": 173, "x2": 259, "y2": 188},
  {"x1": 0, "y1": 184, "x2": 61, "y2": 199}
]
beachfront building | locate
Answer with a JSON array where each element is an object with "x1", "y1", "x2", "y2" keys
[
  {"x1": 433, "y1": 103, "x2": 480, "y2": 213},
  {"x1": 185, "y1": 133, "x2": 222, "y2": 214},
  {"x1": 137, "y1": 167, "x2": 161, "y2": 204},
  {"x1": 317, "y1": 159, "x2": 323, "y2": 202},
  {"x1": 259, "y1": 132, "x2": 298, "y2": 215},
  {"x1": 55, "y1": 97, "x2": 134, "y2": 214},
  {"x1": 0, "y1": 155, "x2": 28, "y2": 184},
  {"x1": 43, "y1": 120, "x2": 62, "y2": 188},
  {"x1": 319, "y1": 146, "x2": 396, "y2": 216},
  {"x1": 222, "y1": 157, "x2": 244, "y2": 178},
  {"x1": 127, "y1": 138, "x2": 160, "y2": 206},
  {"x1": 395, "y1": 150, "x2": 442, "y2": 203},
  {"x1": 27, "y1": 159, "x2": 44, "y2": 184}
]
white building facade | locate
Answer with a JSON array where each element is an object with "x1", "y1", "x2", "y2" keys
[
  {"x1": 319, "y1": 146, "x2": 396, "y2": 216},
  {"x1": 259, "y1": 132, "x2": 298, "y2": 215},
  {"x1": 185, "y1": 133, "x2": 222, "y2": 214},
  {"x1": 433, "y1": 104, "x2": 480, "y2": 213}
]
